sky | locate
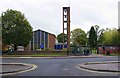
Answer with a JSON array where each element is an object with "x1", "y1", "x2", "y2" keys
[{"x1": 0, "y1": 0, "x2": 119, "y2": 36}]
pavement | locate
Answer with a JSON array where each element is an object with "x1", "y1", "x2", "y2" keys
[
  {"x1": 0, "y1": 63, "x2": 36, "y2": 75},
  {"x1": 2, "y1": 61, "x2": 119, "y2": 74},
  {"x1": 79, "y1": 61, "x2": 120, "y2": 73}
]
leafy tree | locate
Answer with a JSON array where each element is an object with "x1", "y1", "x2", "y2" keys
[
  {"x1": 102, "y1": 29, "x2": 119, "y2": 45},
  {"x1": 0, "y1": 17, "x2": 1, "y2": 40},
  {"x1": 98, "y1": 32, "x2": 105, "y2": 44},
  {"x1": 2, "y1": 9, "x2": 33, "y2": 50},
  {"x1": 57, "y1": 33, "x2": 67, "y2": 43},
  {"x1": 118, "y1": 29, "x2": 120, "y2": 45},
  {"x1": 94, "y1": 25, "x2": 105, "y2": 40},
  {"x1": 88, "y1": 26, "x2": 97, "y2": 49},
  {"x1": 71, "y1": 28, "x2": 87, "y2": 46},
  {"x1": 87, "y1": 25, "x2": 105, "y2": 45},
  {"x1": 88, "y1": 25, "x2": 105, "y2": 54},
  {"x1": 0, "y1": 17, "x2": 1, "y2": 50}
]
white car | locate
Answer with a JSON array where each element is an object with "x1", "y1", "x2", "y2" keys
[{"x1": 17, "y1": 46, "x2": 24, "y2": 51}]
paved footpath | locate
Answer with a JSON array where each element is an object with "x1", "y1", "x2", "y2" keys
[
  {"x1": 0, "y1": 63, "x2": 35, "y2": 74},
  {"x1": 79, "y1": 61, "x2": 120, "y2": 73}
]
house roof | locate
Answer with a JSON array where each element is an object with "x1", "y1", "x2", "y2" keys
[{"x1": 34, "y1": 29, "x2": 56, "y2": 37}]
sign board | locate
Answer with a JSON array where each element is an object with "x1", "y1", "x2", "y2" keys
[{"x1": 40, "y1": 44, "x2": 44, "y2": 49}]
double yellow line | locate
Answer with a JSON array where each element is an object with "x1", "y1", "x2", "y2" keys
[{"x1": 0, "y1": 63, "x2": 37, "y2": 76}]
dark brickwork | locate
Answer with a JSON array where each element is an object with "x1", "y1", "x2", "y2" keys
[{"x1": 48, "y1": 34, "x2": 56, "y2": 49}]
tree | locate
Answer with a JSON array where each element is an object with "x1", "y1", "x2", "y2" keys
[
  {"x1": 71, "y1": 28, "x2": 87, "y2": 46},
  {"x1": 57, "y1": 33, "x2": 67, "y2": 43},
  {"x1": 98, "y1": 32, "x2": 105, "y2": 44},
  {"x1": 2, "y1": 9, "x2": 33, "y2": 50},
  {"x1": 88, "y1": 26, "x2": 97, "y2": 49},
  {"x1": 88, "y1": 25, "x2": 105, "y2": 54},
  {"x1": 87, "y1": 25, "x2": 105, "y2": 44},
  {"x1": 102, "y1": 29, "x2": 119, "y2": 45},
  {"x1": 0, "y1": 16, "x2": 1, "y2": 40},
  {"x1": 118, "y1": 29, "x2": 120, "y2": 45},
  {"x1": 0, "y1": 17, "x2": 1, "y2": 50},
  {"x1": 94, "y1": 25, "x2": 105, "y2": 40}
]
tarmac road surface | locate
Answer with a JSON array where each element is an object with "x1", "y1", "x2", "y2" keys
[{"x1": 1, "y1": 56, "x2": 119, "y2": 76}]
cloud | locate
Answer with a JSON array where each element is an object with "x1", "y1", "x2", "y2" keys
[
  {"x1": 0, "y1": 0, "x2": 119, "y2": 36},
  {"x1": 70, "y1": 0, "x2": 119, "y2": 32}
]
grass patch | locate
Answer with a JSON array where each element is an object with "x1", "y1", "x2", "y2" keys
[
  {"x1": 101, "y1": 52, "x2": 120, "y2": 56},
  {"x1": 109, "y1": 53, "x2": 120, "y2": 56},
  {"x1": 2, "y1": 53, "x2": 67, "y2": 57},
  {"x1": 91, "y1": 50, "x2": 97, "y2": 54}
]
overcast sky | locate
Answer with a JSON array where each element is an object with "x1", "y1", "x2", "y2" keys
[{"x1": 0, "y1": 0, "x2": 119, "y2": 36}]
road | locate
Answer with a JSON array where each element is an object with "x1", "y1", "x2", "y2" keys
[{"x1": 1, "y1": 56, "x2": 119, "y2": 76}]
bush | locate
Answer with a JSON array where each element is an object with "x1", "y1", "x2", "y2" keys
[
  {"x1": 62, "y1": 48, "x2": 68, "y2": 52},
  {"x1": 44, "y1": 48, "x2": 52, "y2": 51},
  {"x1": 36, "y1": 49, "x2": 42, "y2": 51},
  {"x1": 92, "y1": 49, "x2": 97, "y2": 54}
]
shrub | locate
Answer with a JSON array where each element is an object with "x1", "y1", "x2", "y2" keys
[
  {"x1": 62, "y1": 48, "x2": 68, "y2": 52},
  {"x1": 44, "y1": 48, "x2": 52, "y2": 51},
  {"x1": 36, "y1": 49, "x2": 42, "y2": 51}
]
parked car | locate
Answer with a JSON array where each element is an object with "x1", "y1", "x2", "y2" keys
[{"x1": 17, "y1": 46, "x2": 24, "y2": 51}]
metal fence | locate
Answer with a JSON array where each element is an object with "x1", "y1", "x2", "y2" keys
[{"x1": 70, "y1": 46, "x2": 90, "y2": 56}]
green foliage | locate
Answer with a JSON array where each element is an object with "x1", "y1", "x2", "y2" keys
[
  {"x1": 57, "y1": 33, "x2": 67, "y2": 43},
  {"x1": 44, "y1": 48, "x2": 53, "y2": 51},
  {"x1": 62, "y1": 48, "x2": 68, "y2": 52},
  {"x1": 88, "y1": 26, "x2": 97, "y2": 49},
  {"x1": 2, "y1": 9, "x2": 33, "y2": 47},
  {"x1": 93, "y1": 25, "x2": 105, "y2": 44},
  {"x1": 102, "y1": 29, "x2": 119, "y2": 45},
  {"x1": 92, "y1": 49, "x2": 97, "y2": 54},
  {"x1": 36, "y1": 49, "x2": 41, "y2": 51},
  {"x1": 71, "y1": 28, "x2": 87, "y2": 46},
  {"x1": 98, "y1": 32, "x2": 104, "y2": 44},
  {"x1": 118, "y1": 29, "x2": 120, "y2": 45},
  {"x1": 0, "y1": 16, "x2": 2, "y2": 39}
]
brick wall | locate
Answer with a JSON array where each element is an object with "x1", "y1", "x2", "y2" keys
[{"x1": 48, "y1": 34, "x2": 56, "y2": 49}]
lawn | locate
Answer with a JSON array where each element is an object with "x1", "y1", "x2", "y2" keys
[{"x1": 2, "y1": 53, "x2": 67, "y2": 57}]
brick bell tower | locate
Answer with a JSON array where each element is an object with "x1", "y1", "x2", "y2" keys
[{"x1": 63, "y1": 7, "x2": 70, "y2": 56}]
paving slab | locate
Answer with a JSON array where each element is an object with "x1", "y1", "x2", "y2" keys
[
  {"x1": 0, "y1": 63, "x2": 34, "y2": 74},
  {"x1": 79, "y1": 61, "x2": 120, "y2": 72}
]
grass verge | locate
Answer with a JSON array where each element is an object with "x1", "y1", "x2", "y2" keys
[{"x1": 2, "y1": 54, "x2": 67, "y2": 57}]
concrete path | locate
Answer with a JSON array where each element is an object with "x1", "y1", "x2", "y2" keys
[
  {"x1": 79, "y1": 61, "x2": 120, "y2": 73},
  {"x1": 0, "y1": 63, "x2": 36, "y2": 74}
]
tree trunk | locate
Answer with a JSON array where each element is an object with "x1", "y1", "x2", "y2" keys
[
  {"x1": 14, "y1": 44, "x2": 17, "y2": 51},
  {"x1": 96, "y1": 45, "x2": 99, "y2": 54}
]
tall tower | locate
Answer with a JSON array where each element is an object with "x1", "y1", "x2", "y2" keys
[
  {"x1": 63, "y1": 7, "x2": 70, "y2": 56},
  {"x1": 118, "y1": 1, "x2": 120, "y2": 29}
]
